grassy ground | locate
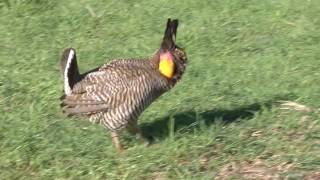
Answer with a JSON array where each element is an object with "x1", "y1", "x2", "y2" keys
[{"x1": 1, "y1": 0, "x2": 320, "y2": 179}]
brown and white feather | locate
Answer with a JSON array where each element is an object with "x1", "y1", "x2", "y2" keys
[{"x1": 60, "y1": 18, "x2": 187, "y2": 135}]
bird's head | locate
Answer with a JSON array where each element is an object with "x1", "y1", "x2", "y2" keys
[{"x1": 158, "y1": 19, "x2": 187, "y2": 82}]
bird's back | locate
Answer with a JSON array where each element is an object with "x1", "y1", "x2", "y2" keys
[{"x1": 62, "y1": 58, "x2": 170, "y2": 130}]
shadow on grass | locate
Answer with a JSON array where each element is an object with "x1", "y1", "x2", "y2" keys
[{"x1": 140, "y1": 99, "x2": 278, "y2": 140}]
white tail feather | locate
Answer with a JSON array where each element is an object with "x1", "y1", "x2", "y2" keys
[{"x1": 64, "y1": 49, "x2": 75, "y2": 95}]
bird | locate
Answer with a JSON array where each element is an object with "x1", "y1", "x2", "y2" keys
[{"x1": 60, "y1": 19, "x2": 187, "y2": 151}]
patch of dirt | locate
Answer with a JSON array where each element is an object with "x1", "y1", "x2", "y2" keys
[
  {"x1": 216, "y1": 159, "x2": 320, "y2": 179},
  {"x1": 215, "y1": 159, "x2": 294, "y2": 180},
  {"x1": 304, "y1": 171, "x2": 320, "y2": 180}
]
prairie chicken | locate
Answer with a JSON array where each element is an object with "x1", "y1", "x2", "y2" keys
[{"x1": 60, "y1": 19, "x2": 187, "y2": 151}]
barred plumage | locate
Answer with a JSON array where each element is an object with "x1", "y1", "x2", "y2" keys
[{"x1": 60, "y1": 19, "x2": 187, "y2": 151}]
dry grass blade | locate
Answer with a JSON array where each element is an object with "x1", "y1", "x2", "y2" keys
[{"x1": 278, "y1": 101, "x2": 313, "y2": 113}]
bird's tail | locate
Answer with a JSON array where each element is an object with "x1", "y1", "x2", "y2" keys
[
  {"x1": 60, "y1": 48, "x2": 80, "y2": 95},
  {"x1": 160, "y1": 18, "x2": 179, "y2": 51}
]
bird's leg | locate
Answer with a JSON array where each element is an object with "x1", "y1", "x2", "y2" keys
[
  {"x1": 127, "y1": 124, "x2": 152, "y2": 146},
  {"x1": 111, "y1": 131, "x2": 124, "y2": 152}
]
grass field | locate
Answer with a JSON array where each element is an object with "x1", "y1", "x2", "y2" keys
[{"x1": 1, "y1": 0, "x2": 320, "y2": 179}]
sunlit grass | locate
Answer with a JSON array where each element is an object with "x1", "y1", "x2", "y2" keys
[{"x1": 1, "y1": 0, "x2": 320, "y2": 179}]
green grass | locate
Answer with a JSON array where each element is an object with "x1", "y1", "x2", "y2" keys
[{"x1": 1, "y1": 0, "x2": 320, "y2": 179}]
